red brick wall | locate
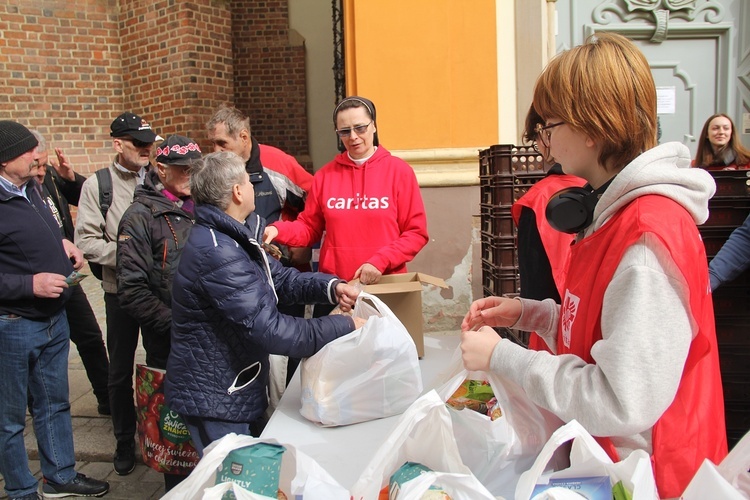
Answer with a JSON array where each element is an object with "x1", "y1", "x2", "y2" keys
[
  {"x1": 231, "y1": 0, "x2": 310, "y2": 162},
  {"x1": 118, "y1": 0, "x2": 233, "y2": 149},
  {"x1": 0, "y1": 1, "x2": 123, "y2": 174},
  {"x1": 0, "y1": 0, "x2": 309, "y2": 174}
]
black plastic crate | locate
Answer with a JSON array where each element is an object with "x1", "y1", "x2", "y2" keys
[
  {"x1": 717, "y1": 345, "x2": 750, "y2": 376},
  {"x1": 723, "y1": 378, "x2": 750, "y2": 404},
  {"x1": 480, "y1": 234, "x2": 517, "y2": 267},
  {"x1": 479, "y1": 144, "x2": 549, "y2": 177},
  {"x1": 699, "y1": 227, "x2": 733, "y2": 258},
  {"x1": 480, "y1": 204, "x2": 515, "y2": 236},
  {"x1": 704, "y1": 197, "x2": 750, "y2": 228},
  {"x1": 712, "y1": 285, "x2": 750, "y2": 317},
  {"x1": 710, "y1": 170, "x2": 750, "y2": 198},
  {"x1": 480, "y1": 175, "x2": 515, "y2": 205},
  {"x1": 724, "y1": 403, "x2": 750, "y2": 441},
  {"x1": 481, "y1": 261, "x2": 519, "y2": 296},
  {"x1": 715, "y1": 315, "x2": 750, "y2": 346}
]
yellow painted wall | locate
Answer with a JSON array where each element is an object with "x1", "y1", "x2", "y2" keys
[{"x1": 343, "y1": 0, "x2": 499, "y2": 151}]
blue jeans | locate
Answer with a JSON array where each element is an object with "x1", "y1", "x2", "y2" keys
[{"x1": 0, "y1": 310, "x2": 76, "y2": 498}]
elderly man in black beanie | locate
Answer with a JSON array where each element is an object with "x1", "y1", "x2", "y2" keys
[{"x1": 0, "y1": 120, "x2": 109, "y2": 499}]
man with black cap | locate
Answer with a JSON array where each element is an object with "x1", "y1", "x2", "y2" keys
[
  {"x1": 0, "y1": 120, "x2": 109, "y2": 499},
  {"x1": 116, "y1": 135, "x2": 200, "y2": 491},
  {"x1": 75, "y1": 112, "x2": 160, "y2": 476}
]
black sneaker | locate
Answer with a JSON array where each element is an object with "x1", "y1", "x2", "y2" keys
[
  {"x1": 42, "y1": 473, "x2": 109, "y2": 498},
  {"x1": 113, "y1": 442, "x2": 136, "y2": 475}
]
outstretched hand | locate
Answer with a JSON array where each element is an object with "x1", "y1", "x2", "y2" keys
[
  {"x1": 263, "y1": 226, "x2": 279, "y2": 244},
  {"x1": 461, "y1": 296, "x2": 522, "y2": 331},
  {"x1": 52, "y1": 148, "x2": 75, "y2": 181}
]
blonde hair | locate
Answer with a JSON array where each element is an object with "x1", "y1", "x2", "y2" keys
[{"x1": 532, "y1": 32, "x2": 657, "y2": 171}]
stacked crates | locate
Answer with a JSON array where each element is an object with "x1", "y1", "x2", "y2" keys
[
  {"x1": 700, "y1": 169, "x2": 750, "y2": 448},
  {"x1": 479, "y1": 144, "x2": 550, "y2": 346},
  {"x1": 478, "y1": 152, "x2": 749, "y2": 445}
]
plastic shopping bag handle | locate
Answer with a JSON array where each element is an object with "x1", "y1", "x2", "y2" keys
[{"x1": 515, "y1": 420, "x2": 613, "y2": 500}]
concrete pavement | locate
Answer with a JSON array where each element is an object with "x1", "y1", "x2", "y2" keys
[{"x1": 0, "y1": 269, "x2": 166, "y2": 499}]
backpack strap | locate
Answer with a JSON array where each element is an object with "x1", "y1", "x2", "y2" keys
[{"x1": 95, "y1": 168, "x2": 113, "y2": 221}]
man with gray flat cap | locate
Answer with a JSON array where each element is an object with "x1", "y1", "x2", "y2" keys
[{"x1": 75, "y1": 112, "x2": 161, "y2": 476}]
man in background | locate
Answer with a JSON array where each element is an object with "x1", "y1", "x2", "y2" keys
[
  {"x1": 75, "y1": 112, "x2": 160, "y2": 476},
  {"x1": 31, "y1": 130, "x2": 111, "y2": 415}
]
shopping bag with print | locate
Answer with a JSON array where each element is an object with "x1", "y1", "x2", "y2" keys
[
  {"x1": 515, "y1": 419, "x2": 659, "y2": 500},
  {"x1": 135, "y1": 364, "x2": 199, "y2": 474},
  {"x1": 434, "y1": 346, "x2": 562, "y2": 498},
  {"x1": 161, "y1": 433, "x2": 349, "y2": 500},
  {"x1": 351, "y1": 390, "x2": 495, "y2": 500},
  {"x1": 299, "y1": 292, "x2": 422, "y2": 426},
  {"x1": 681, "y1": 428, "x2": 750, "y2": 500}
]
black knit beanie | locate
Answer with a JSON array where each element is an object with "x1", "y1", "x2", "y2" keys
[{"x1": 0, "y1": 121, "x2": 38, "y2": 163}]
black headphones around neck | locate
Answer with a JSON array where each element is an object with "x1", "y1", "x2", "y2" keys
[{"x1": 546, "y1": 177, "x2": 615, "y2": 234}]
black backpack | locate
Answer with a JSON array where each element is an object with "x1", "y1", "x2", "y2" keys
[{"x1": 88, "y1": 168, "x2": 112, "y2": 280}]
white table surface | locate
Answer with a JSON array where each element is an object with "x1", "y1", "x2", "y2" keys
[{"x1": 260, "y1": 334, "x2": 461, "y2": 490}]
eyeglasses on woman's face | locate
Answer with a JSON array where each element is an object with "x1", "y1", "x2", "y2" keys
[
  {"x1": 534, "y1": 121, "x2": 565, "y2": 149},
  {"x1": 336, "y1": 121, "x2": 372, "y2": 139}
]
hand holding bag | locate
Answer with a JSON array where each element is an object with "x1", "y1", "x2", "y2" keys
[
  {"x1": 434, "y1": 346, "x2": 561, "y2": 498},
  {"x1": 299, "y1": 292, "x2": 423, "y2": 426},
  {"x1": 515, "y1": 419, "x2": 659, "y2": 500}
]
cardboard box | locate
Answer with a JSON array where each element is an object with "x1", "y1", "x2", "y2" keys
[{"x1": 357, "y1": 272, "x2": 448, "y2": 357}]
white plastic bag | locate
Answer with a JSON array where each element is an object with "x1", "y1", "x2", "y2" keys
[
  {"x1": 515, "y1": 419, "x2": 659, "y2": 500},
  {"x1": 161, "y1": 433, "x2": 349, "y2": 500},
  {"x1": 435, "y1": 346, "x2": 561, "y2": 498},
  {"x1": 300, "y1": 292, "x2": 422, "y2": 426},
  {"x1": 681, "y1": 429, "x2": 750, "y2": 499},
  {"x1": 351, "y1": 390, "x2": 495, "y2": 500},
  {"x1": 397, "y1": 470, "x2": 498, "y2": 500}
]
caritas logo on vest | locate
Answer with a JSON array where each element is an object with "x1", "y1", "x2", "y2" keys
[
  {"x1": 326, "y1": 195, "x2": 390, "y2": 210},
  {"x1": 561, "y1": 291, "x2": 580, "y2": 348}
]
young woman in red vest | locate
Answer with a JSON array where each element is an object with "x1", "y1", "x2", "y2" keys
[
  {"x1": 461, "y1": 32, "x2": 727, "y2": 498},
  {"x1": 513, "y1": 105, "x2": 585, "y2": 352}
]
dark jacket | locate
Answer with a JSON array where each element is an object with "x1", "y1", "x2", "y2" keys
[
  {"x1": 164, "y1": 205, "x2": 355, "y2": 422},
  {"x1": 116, "y1": 169, "x2": 195, "y2": 368},
  {"x1": 709, "y1": 212, "x2": 750, "y2": 291},
  {"x1": 40, "y1": 168, "x2": 86, "y2": 240},
  {"x1": 0, "y1": 178, "x2": 73, "y2": 319}
]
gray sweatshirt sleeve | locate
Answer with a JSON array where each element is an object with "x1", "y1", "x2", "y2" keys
[{"x1": 490, "y1": 233, "x2": 693, "y2": 438}]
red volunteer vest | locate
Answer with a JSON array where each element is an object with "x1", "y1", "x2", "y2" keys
[
  {"x1": 558, "y1": 195, "x2": 727, "y2": 498},
  {"x1": 512, "y1": 174, "x2": 585, "y2": 351}
]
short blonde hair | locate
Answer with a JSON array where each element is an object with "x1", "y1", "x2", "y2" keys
[{"x1": 532, "y1": 32, "x2": 657, "y2": 171}]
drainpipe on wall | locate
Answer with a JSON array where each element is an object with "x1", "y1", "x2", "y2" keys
[{"x1": 546, "y1": 0, "x2": 557, "y2": 60}]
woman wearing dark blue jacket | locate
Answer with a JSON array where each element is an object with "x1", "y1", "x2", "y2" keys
[{"x1": 165, "y1": 151, "x2": 364, "y2": 454}]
